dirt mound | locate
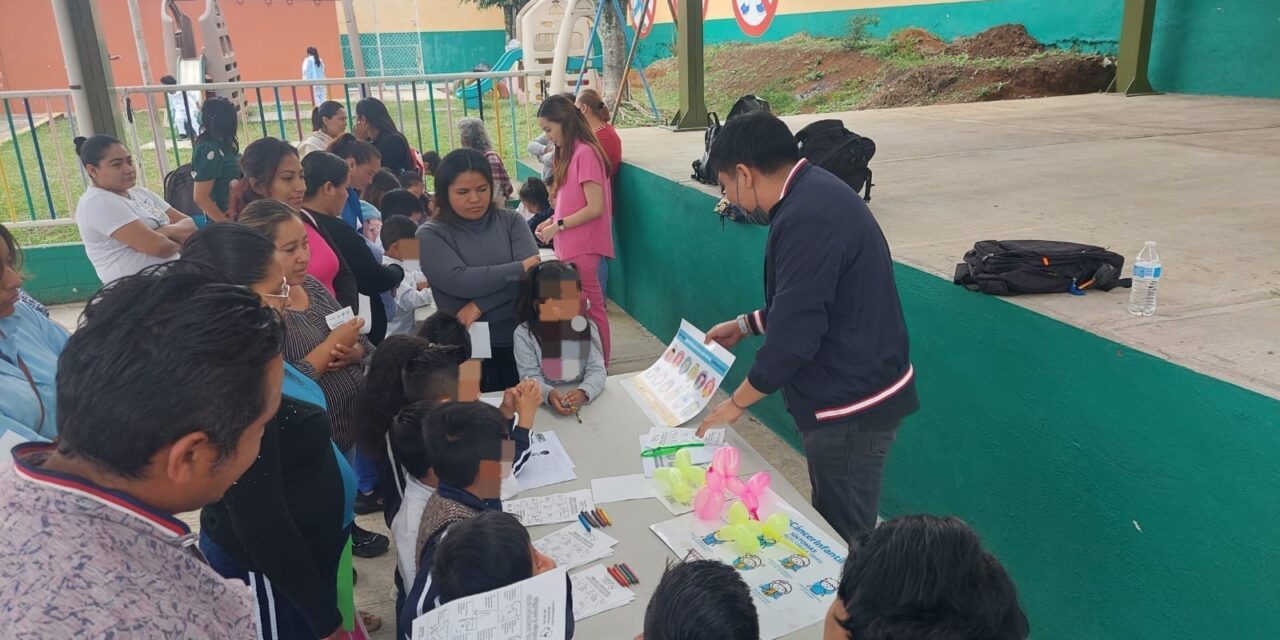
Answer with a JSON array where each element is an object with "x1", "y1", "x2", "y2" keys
[
  {"x1": 976, "y1": 55, "x2": 1114, "y2": 101},
  {"x1": 862, "y1": 65, "x2": 969, "y2": 109},
  {"x1": 946, "y1": 24, "x2": 1044, "y2": 59},
  {"x1": 892, "y1": 28, "x2": 946, "y2": 56}
]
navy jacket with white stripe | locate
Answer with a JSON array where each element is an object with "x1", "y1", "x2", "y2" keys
[{"x1": 744, "y1": 160, "x2": 918, "y2": 431}]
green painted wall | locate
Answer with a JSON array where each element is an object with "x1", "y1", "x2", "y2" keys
[
  {"x1": 604, "y1": 161, "x2": 1280, "y2": 639},
  {"x1": 340, "y1": 31, "x2": 508, "y2": 76},
  {"x1": 20, "y1": 242, "x2": 101, "y2": 305},
  {"x1": 633, "y1": 0, "x2": 1279, "y2": 98}
]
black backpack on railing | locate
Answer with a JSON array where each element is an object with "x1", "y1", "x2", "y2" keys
[
  {"x1": 163, "y1": 163, "x2": 202, "y2": 219},
  {"x1": 796, "y1": 120, "x2": 876, "y2": 202},
  {"x1": 953, "y1": 240, "x2": 1132, "y2": 296},
  {"x1": 692, "y1": 94, "x2": 771, "y2": 185}
]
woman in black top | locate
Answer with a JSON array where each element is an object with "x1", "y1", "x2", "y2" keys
[
  {"x1": 182, "y1": 224, "x2": 350, "y2": 640},
  {"x1": 355, "y1": 97, "x2": 414, "y2": 175},
  {"x1": 301, "y1": 151, "x2": 405, "y2": 344}
]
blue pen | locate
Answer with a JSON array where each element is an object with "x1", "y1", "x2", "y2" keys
[{"x1": 577, "y1": 512, "x2": 592, "y2": 532}]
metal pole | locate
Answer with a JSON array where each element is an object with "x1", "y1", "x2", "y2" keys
[
  {"x1": 126, "y1": 0, "x2": 155, "y2": 85},
  {"x1": 670, "y1": 0, "x2": 708, "y2": 130},
  {"x1": 611, "y1": 0, "x2": 650, "y2": 118},
  {"x1": 1114, "y1": 0, "x2": 1160, "y2": 96},
  {"x1": 51, "y1": 0, "x2": 114, "y2": 136},
  {"x1": 341, "y1": 0, "x2": 369, "y2": 78}
]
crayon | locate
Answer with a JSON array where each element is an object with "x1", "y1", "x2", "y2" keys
[
  {"x1": 577, "y1": 512, "x2": 591, "y2": 532},
  {"x1": 620, "y1": 563, "x2": 639, "y2": 585},
  {"x1": 594, "y1": 508, "x2": 611, "y2": 527},
  {"x1": 585, "y1": 510, "x2": 602, "y2": 528},
  {"x1": 606, "y1": 565, "x2": 629, "y2": 587}
]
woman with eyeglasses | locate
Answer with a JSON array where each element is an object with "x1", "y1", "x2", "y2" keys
[
  {"x1": 179, "y1": 223, "x2": 366, "y2": 639},
  {"x1": 238, "y1": 200, "x2": 392, "y2": 571},
  {"x1": 0, "y1": 223, "x2": 70, "y2": 443}
]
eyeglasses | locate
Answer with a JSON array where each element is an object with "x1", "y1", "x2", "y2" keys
[{"x1": 262, "y1": 277, "x2": 290, "y2": 303}]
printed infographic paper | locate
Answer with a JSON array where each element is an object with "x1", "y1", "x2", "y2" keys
[
  {"x1": 649, "y1": 491, "x2": 847, "y2": 640},
  {"x1": 622, "y1": 320, "x2": 736, "y2": 428}
]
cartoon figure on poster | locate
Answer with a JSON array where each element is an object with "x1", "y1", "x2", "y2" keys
[
  {"x1": 734, "y1": 0, "x2": 779, "y2": 37},
  {"x1": 732, "y1": 554, "x2": 764, "y2": 571},
  {"x1": 760, "y1": 579, "x2": 792, "y2": 599},
  {"x1": 631, "y1": 0, "x2": 657, "y2": 38},
  {"x1": 782, "y1": 554, "x2": 811, "y2": 571},
  {"x1": 809, "y1": 578, "x2": 838, "y2": 596}
]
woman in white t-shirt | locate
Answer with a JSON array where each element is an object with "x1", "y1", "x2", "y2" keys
[{"x1": 73, "y1": 135, "x2": 196, "y2": 284}]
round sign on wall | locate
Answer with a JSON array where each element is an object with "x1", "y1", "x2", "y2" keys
[
  {"x1": 631, "y1": 0, "x2": 657, "y2": 38},
  {"x1": 733, "y1": 0, "x2": 779, "y2": 37}
]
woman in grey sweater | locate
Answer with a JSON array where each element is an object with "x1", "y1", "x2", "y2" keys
[{"x1": 418, "y1": 149, "x2": 540, "y2": 392}]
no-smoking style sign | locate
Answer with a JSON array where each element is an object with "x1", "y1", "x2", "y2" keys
[{"x1": 733, "y1": 0, "x2": 779, "y2": 37}]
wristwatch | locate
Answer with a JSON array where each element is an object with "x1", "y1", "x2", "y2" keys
[{"x1": 557, "y1": 219, "x2": 566, "y2": 231}]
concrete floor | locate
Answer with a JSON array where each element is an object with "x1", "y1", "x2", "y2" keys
[
  {"x1": 46, "y1": 301, "x2": 810, "y2": 638},
  {"x1": 619, "y1": 93, "x2": 1280, "y2": 399}
]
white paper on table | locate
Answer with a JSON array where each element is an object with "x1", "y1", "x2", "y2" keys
[
  {"x1": 655, "y1": 490, "x2": 695, "y2": 516},
  {"x1": 0, "y1": 431, "x2": 32, "y2": 468},
  {"x1": 620, "y1": 320, "x2": 737, "y2": 428},
  {"x1": 648, "y1": 490, "x2": 849, "y2": 640},
  {"x1": 590, "y1": 474, "x2": 657, "y2": 504},
  {"x1": 411, "y1": 566, "x2": 568, "y2": 640},
  {"x1": 533, "y1": 523, "x2": 619, "y2": 572},
  {"x1": 516, "y1": 431, "x2": 577, "y2": 491},
  {"x1": 468, "y1": 321, "x2": 492, "y2": 359},
  {"x1": 503, "y1": 489, "x2": 594, "y2": 527},
  {"x1": 569, "y1": 564, "x2": 635, "y2": 621}
]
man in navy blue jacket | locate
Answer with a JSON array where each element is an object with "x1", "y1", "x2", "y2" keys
[{"x1": 698, "y1": 112, "x2": 918, "y2": 543}]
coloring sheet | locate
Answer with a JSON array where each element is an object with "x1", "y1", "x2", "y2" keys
[
  {"x1": 503, "y1": 489, "x2": 595, "y2": 527},
  {"x1": 649, "y1": 491, "x2": 848, "y2": 640},
  {"x1": 621, "y1": 320, "x2": 736, "y2": 428},
  {"x1": 412, "y1": 567, "x2": 567, "y2": 640}
]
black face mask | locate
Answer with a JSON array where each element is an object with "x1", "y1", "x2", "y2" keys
[{"x1": 730, "y1": 175, "x2": 772, "y2": 226}]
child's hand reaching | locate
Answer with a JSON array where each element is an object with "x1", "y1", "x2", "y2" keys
[
  {"x1": 513, "y1": 379, "x2": 542, "y2": 421},
  {"x1": 499, "y1": 387, "x2": 518, "y2": 420},
  {"x1": 564, "y1": 389, "x2": 588, "y2": 408}
]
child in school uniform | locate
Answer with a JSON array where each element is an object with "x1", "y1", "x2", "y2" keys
[
  {"x1": 395, "y1": 400, "x2": 539, "y2": 640},
  {"x1": 513, "y1": 260, "x2": 607, "y2": 417},
  {"x1": 380, "y1": 215, "x2": 434, "y2": 337},
  {"x1": 431, "y1": 512, "x2": 575, "y2": 637}
]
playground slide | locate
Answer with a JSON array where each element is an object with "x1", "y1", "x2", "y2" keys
[{"x1": 456, "y1": 48, "x2": 523, "y2": 107}]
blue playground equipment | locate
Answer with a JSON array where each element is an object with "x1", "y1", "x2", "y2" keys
[{"x1": 455, "y1": 48, "x2": 608, "y2": 108}]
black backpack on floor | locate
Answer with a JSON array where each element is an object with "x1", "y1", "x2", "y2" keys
[
  {"x1": 796, "y1": 120, "x2": 876, "y2": 202},
  {"x1": 692, "y1": 94, "x2": 771, "y2": 185},
  {"x1": 953, "y1": 240, "x2": 1131, "y2": 296}
]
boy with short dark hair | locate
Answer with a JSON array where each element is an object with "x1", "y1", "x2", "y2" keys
[
  {"x1": 642, "y1": 560, "x2": 760, "y2": 640},
  {"x1": 395, "y1": 400, "x2": 537, "y2": 640},
  {"x1": 0, "y1": 265, "x2": 284, "y2": 637},
  {"x1": 421, "y1": 150, "x2": 441, "y2": 177},
  {"x1": 381, "y1": 214, "x2": 433, "y2": 336},
  {"x1": 431, "y1": 511, "x2": 575, "y2": 637},
  {"x1": 161, "y1": 74, "x2": 200, "y2": 138},
  {"x1": 397, "y1": 172, "x2": 431, "y2": 214},
  {"x1": 382, "y1": 188, "x2": 428, "y2": 225}
]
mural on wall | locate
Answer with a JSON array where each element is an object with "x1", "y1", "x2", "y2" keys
[
  {"x1": 631, "y1": 0, "x2": 657, "y2": 37},
  {"x1": 733, "y1": 0, "x2": 780, "y2": 37}
]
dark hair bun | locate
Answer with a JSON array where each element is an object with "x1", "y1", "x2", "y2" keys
[{"x1": 73, "y1": 136, "x2": 87, "y2": 154}]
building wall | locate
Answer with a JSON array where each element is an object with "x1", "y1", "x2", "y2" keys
[
  {"x1": 514, "y1": 158, "x2": 1280, "y2": 640},
  {"x1": 337, "y1": 0, "x2": 509, "y2": 74},
  {"x1": 0, "y1": 0, "x2": 342, "y2": 92}
]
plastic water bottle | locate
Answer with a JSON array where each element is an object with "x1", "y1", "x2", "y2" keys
[{"x1": 1127, "y1": 241, "x2": 1162, "y2": 316}]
